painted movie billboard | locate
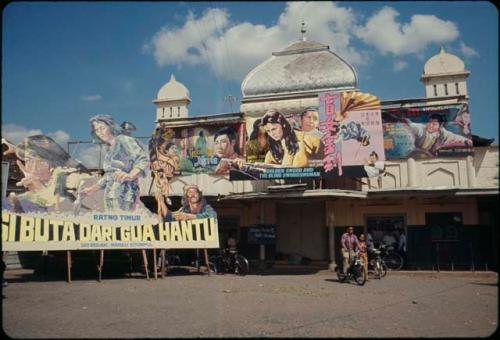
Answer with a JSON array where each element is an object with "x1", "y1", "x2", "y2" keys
[
  {"x1": 2, "y1": 115, "x2": 219, "y2": 251},
  {"x1": 230, "y1": 91, "x2": 386, "y2": 180},
  {"x1": 382, "y1": 104, "x2": 473, "y2": 159},
  {"x1": 150, "y1": 122, "x2": 246, "y2": 176}
]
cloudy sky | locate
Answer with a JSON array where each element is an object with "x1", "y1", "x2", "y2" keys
[{"x1": 2, "y1": 1, "x2": 498, "y2": 166}]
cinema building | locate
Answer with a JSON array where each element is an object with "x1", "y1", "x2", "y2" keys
[
  {"x1": 4, "y1": 36, "x2": 497, "y2": 272},
  {"x1": 139, "y1": 35, "x2": 498, "y2": 272}
]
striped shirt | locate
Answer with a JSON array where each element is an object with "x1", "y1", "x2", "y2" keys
[{"x1": 341, "y1": 233, "x2": 359, "y2": 251}]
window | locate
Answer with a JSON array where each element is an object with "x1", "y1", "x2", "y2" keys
[
  {"x1": 444, "y1": 83, "x2": 448, "y2": 96},
  {"x1": 365, "y1": 214, "x2": 406, "y2": 247},
  {"x1": 433, "y1": 84, "x2": 437, "y2": 97},
  {"x1": 425, "y1": 212, "x2": 462, "y2": 241},
  {"x1": 455, "y1": 82, "x2": 459, "y2": 95}
]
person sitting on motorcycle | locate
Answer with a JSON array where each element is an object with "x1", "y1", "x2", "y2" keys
[{"x1": 340, "y1": 226, "x2": 359, "y2": 274}]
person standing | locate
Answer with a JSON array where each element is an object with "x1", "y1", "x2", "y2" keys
[
  {"x1": 340, "y1": 226, "x2": 359, "y2": 274},
  {"x1": 358, "y1": 234, "x2": 369, "y2": 281},
  {"x1": 398, "y1": 229, "x2": 407, "y2": 269}
]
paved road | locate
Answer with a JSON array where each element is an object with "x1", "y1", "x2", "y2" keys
[{"x1": 2, "y1": 268, "x2": 498, "y2": 338}]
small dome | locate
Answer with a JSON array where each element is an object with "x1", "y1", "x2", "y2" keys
[
  {"x1": 157, "y1": 74, "x2": 191, "y2": 102},
  {"x1": 423, "y1": 47, "x2": 466, "y2": 75},
  {"x1": 241, "y1": 38, "x2": 357, "y2": 98}
]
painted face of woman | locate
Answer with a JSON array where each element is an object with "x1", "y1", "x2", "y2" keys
[
  {"x1": 93, "y1": 121, "x2": 113, "y2": 143},
  {"x1": 264, "y1": 123, "x2": 284, "y2": 141}
]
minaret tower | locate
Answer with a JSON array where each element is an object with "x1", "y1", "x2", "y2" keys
[
  {"x1": 153, "y1": 74, "x2": 191, "y2": 122},
  {"x1": 421, "y1": 47, "x2": 470, "y2": 99}
]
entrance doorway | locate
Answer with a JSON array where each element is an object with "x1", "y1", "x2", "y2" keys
[{"x1": 276, "y1": 202, "x2": 327, "y2": 260}]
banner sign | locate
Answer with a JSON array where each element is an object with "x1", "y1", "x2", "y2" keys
[
  {"x1": 382, "y1": 104, "x2": 473, "y2": 159},
  {"x1": 1, "y1": 115, "x2": 221, "y2": 253},
  {"x1": 230, "y1": 91, "x2": 385, "y2": 180},
  {"x1": 150, "y1": 122, "x2": 246, "y2": 176},
  {"x1": 247, "y1": 224, "x2": 276, "y2": 245},
  {"x1": 2, "y1": 212, "x2": 219, "y2": 251}
]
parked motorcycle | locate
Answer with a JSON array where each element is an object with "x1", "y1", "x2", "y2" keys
[
  {"x1": 336, "y1": 254, "x2": 367, "y2": 285},
  {"x1": 209, "y1": 249, "x2": 249, "y2": 276},
  {"x1": 379, "y1": 244, "x2": 403, "y2": 271},
  {"x1": 368, "y1": 248, "x2": 387, "y2": 279}
]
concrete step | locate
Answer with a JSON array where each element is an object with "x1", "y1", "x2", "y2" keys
[{"x1": 4, "y1": 251, "x2": 23, "y2": 270}]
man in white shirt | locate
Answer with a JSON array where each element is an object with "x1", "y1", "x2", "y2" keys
[{"x1": 363, "y1": 151, "x2": 385, "y2": 178}]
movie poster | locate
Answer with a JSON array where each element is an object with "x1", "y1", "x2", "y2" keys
[
  {"x1": 2, "y1": 115, "x2": 220, "y2": 251},
  {"x1": 230, "y1": 91, "x2": 386, "y2": 180},
  {"x1": 382, "y1": 104, "x2": 473, "y2": 159},
  {"x1": 150, "y1": 122, "x2": 246, "y2": 176}
]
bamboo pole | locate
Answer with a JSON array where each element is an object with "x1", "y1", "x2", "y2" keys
[
  {"x1": 203, "y1": 249, "x2": 210, "y2": 276},
  {"x1": 97, "y1": 250, "x2": 104, "y2": 282},
  {"x1": 142, "y1": 250, "x2": 149, "y2": 280},
  {"x1": 66, "y1": 251, "x2": 72, "y2": 283}
]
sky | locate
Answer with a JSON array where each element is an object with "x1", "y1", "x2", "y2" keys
[{"x1": 2, "y1": 1, "x2": 498, "y2": 167}]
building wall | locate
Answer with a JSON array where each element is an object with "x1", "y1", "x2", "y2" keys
[
  {"x1": 473, "y1": 146, "x2": 499, "y2": 188},
  {"x1": 331, "y1": 197, "x2": 478, "y2": 227},
  {"x1": 364, "y1": 145, "x2": 499, "y2": 190},
  {"x1": 155, "y1": 99, "x2": 189, "y2": 121},
  {"x1": 140, "y1": 145, "x2": 498, "y2": 198},
  {"x1": 424, "y1": 77, "x2": 468, "y2": 98}
]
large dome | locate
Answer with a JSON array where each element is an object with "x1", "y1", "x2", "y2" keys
[
  {"x1": 241, "y1": 39, "x2": 358, "y2": 98},
  {"x1": 423, "y1": 47, "x2": 466, "y2": 75},
  {"x1": 157, "y1": 74, "x2": 191, "y2": 102}
]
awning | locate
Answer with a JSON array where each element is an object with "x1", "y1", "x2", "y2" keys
[
  {"x1": 220, "y1": 189, "x2": 367, "y2": 201},
  {"x1": 366, "y1": 187, "x2": 499, "y2": 199},
  {"x1": 220, "y1": 186, "x2": 498, "y2": 201}
]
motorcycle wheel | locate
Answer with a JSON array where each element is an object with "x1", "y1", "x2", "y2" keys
[
  {"x1": 383, "y1": 252, "x2": 403, "y2": 271},
  {"x1": 380, "y1": 262, "x2": 388, "y2": 278},
  {"x1": 207, "y1": 261, "x2": 218, "y2": 274},
  {"x1": 354, "y1": 266, "x2": 367, "y2": 286},
  {"x1": 336, "y1": 268, "x2": 347, "y2": 283},
  {"x1": 235, "y1": 255, "x2": 249, "y2": 276},
  {"x1": 209, "y1": 255, "x2": 223, "y2": 274},
  {"x1": 374, "y1": 260, "x2": 383, "y2": 279}
]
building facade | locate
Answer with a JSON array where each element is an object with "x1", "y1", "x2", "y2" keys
[{"x1": 145, "y1": 38, "x2": 498, "y2": 271}]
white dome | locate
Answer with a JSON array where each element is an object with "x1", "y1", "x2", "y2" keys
[
  {"x1": 423, "y1": 47, "x2": 466, "y2": 75},
  {"x1": 157, "y1": 74, "x2": 191, "y2": 101},
  {"x1": 241, "y1": 39, "x2": 357, "y2": 98}
]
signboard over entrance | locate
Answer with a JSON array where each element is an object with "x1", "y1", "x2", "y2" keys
[{"x1": 247, "y1": 224, "x2": 276, "y2": 245}]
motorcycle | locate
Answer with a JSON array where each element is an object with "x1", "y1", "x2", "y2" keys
[
  {"x1": 368, "y1": 248, "x2": 387, "y2": 279},
  {"x1": 336, "y1": 254, "x2": 367, "y2": 286},
  {"x1": 379, "y1": 244, "x2": 403, "y2": 271},
  {"x1": 209, "y1": 249, "x2": 249, "y2": 276}
]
